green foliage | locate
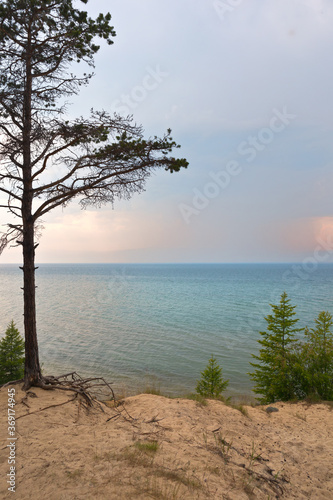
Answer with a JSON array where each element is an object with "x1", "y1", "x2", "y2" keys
[
  {"x1": 250, "y1": 292, "x2": 333, "y2": 403},
  {"x1": 249, "y1": 292, "x2": 303, "y2": 404},
  {"x1": 296, "y1": 311, "x2": 333, "y2": 400},
  {"x1": 0, "y1": 321, "x2": 25, "y2": 384},
  {"x1": 0, "y1": 0, "x2": 116, "y2": 102},
  {"x1": 196, "y1": 356, "x2": 229, "y2": 399}
]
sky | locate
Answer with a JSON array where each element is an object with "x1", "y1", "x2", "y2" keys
[{"x1": 1, "y1": 0, "x2": 333, "y2": 263}]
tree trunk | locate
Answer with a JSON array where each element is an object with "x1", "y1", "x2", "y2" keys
[
  {"x1": 21, "y1": 30, "x2": 43, "y2": 390},
  {"x1": 22, "y1": 219, "x2": 42, "y2": 390}
]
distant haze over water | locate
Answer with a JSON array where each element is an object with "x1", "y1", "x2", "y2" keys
[{"x1": 1, "y1": 263, "x2": 332, "y2": 396}]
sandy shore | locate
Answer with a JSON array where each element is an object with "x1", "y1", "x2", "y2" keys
[{"x1": 0, "y1": 386, "x2": 332, "y2": 499}]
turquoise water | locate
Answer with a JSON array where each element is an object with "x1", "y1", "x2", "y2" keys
[{"x1": 1, "y1": 263, "x2": 332, "y2": 396}]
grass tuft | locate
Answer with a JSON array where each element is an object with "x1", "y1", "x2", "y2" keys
[
  {"x1": 66, "y1": 469, "x2": 83, "y2": 479},
  {"x1": 134, "y1": 440, "x2": 159, "y2": 453},
  {"x1": 184, "y1": 393, "x2": 207, "y2": 406},
  {"x1": 229, "y1": 403, "x2": 249, "y2": 417}
]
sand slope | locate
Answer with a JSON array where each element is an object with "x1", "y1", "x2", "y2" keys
[{"x1": 0, "y1": 386, "x2": 332, "y2": 499}]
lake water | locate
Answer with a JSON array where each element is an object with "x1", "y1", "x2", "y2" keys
[{"x1": 1, "y1": 263, "x2": 332, "y2": 397}]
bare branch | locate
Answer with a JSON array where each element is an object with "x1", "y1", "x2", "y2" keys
[
  {"x1": 0, "y1": 225, "x2": 23, "y2": 254},
  {"x1": 0, "y1": 186, "x2": 22, "y2": 201}
]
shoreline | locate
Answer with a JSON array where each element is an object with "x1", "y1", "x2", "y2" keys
[{"x1": 40, "y1": 363, "x2": 256, "y2": 403}]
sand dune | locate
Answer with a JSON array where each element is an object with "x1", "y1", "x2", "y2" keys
[{"x1": 1, "y1": 386, "x2": 332, "y2": 499}]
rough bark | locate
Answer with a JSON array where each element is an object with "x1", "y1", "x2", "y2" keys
[
  {"x1": 21, "y1": 220, "x2": 42, "y2": 389},
  {"x1": 21, "y1": 29, "x2": 42, "y2": 389}
]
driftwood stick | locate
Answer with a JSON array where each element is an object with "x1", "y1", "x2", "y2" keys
[{"x1": 16, "y1": 396, "x2": 77, "y2": 419}]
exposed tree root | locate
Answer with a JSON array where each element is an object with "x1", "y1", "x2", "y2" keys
[
  {"x1": 16, "y1": 377, "x2": 135, "y2": 423},
  {"x1": 3, "y1": 372, "x2": 137, "y2": 424},
  {"x1": 2, "y1": 372, "x2": 116, "y2": 412},
  {"x1": 34, "y1": 372, "x2": 116, "y2": 408},
  {"x1": 3, "y1": 371, "x2": 139, "y2": 425}
]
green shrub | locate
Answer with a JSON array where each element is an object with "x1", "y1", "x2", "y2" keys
[
  {"x1": 196, "y1": 355, "x2": 229, "y2": 399},
  {"x1": 0, "y1": 321, "x2": 25, "y2": 384},
  {"x1": 297, "y1": 311, "x2": 333, "y2": 400}
]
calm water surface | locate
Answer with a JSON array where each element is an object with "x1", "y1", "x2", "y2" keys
[{"x1": 1, "y1": 263, "x2": 332, "y2": 396}]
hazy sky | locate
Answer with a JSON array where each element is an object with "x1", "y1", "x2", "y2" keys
[{"x1": 2, "y1": 0, "x2": 333, "y2": 263}]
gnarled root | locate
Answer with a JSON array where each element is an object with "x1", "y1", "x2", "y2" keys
[{"x1": 25, "y1": 372, "x2": 116, "y2": 409}]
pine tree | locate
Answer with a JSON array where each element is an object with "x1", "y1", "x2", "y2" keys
[
  {"x1": 0, "y1": 0, "x2": 187, "y2": 389},
  {"x1": 249, "y1": 292, "x2": 303, "y2": 404},
  {"x1": 0, "y1": 321, "x2": 25, "y2": 384},
  {"x1": 300, "y1": 311, "x2": 333, "y2": 400},
  {"x1": 196, "y1": 355, "x2": 229, "y2": 398}
]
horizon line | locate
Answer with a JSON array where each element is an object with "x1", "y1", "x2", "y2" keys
[{"x1": 2, "y1": 261, "x2": 333, "y2": 266}]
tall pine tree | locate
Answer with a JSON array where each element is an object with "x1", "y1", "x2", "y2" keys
[
  {"x1": 249, "y1": 292, "x2": 303, "y2": 403},
  {"x1": 0, "y1": 0, "x2": 187, "y2": 389}
]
